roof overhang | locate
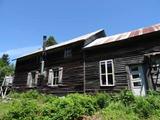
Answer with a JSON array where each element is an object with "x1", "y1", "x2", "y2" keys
[{"x1": 144, "y1": 52, "x2": 160, "y2": 57}]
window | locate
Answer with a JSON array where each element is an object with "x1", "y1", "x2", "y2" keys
[
  {"x1": 99, "y1": 60, "x2": 115, "y2": 86},
  {"x1": 130, "y1": 66, "x2": 141, "y2": 80},
  {"x1": 64, "y1": 48, "x2": 72, "y2": 58},
  {"x1": 129, "y1": 65, "x2": 143, "y2": 88},
  {"x1": 27, "y1": 71, "x2": 39, "y2": 87},
  {"x1": 48, "y1": 67, "x2": 63, "y2": 86}
]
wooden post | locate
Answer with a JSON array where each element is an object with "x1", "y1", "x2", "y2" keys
[
  {"x1": 125, "y1": 66, "x2": 132, "y2": 90},
  {"x1": 83, "y1": 52, "x2": 86, "y2": 93}
]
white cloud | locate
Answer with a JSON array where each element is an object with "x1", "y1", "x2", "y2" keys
[{"x1": 0, "y1": 46, "x2": 41, "y2": 61}]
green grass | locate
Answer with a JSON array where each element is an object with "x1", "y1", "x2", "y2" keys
[{"x1": 0, "y1": 101, "x2": 11, "y2": 118}]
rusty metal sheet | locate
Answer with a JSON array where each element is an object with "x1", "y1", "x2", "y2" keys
[{"x1": 85, "y1": 23, "x2": 160, "y2": 48}]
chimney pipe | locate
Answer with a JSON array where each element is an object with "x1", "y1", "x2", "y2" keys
[
  {"x1": 43, "y1": 35, "x2": 47, "y2": 51},
  {"x1": 41, "y1": 35, "x2": 47, "y2": 75}
]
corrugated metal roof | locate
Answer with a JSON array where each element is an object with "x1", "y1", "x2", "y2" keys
[
  {"x1": 16, "y1": 29, "x2": 104, "y2": 59},
  {"x1": 85, "y1": 23, "x2": 160, "y2": 48}
]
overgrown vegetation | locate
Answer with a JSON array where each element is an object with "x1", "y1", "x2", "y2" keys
[{"x1": 1, "y1": 90, "x2": 160, "y2": 120}]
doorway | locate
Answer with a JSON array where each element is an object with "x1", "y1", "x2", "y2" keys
[{"x1": 128, "y1": 65, "x2": 146, "y2": 96}]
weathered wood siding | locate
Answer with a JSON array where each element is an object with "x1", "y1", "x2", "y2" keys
[
  {"x1": 44, "y1": 42, "x2": 84, "y2": 93},
  {"x1": 13, "y1": 30, "x2": 106, "y2": 94},
  {"x1": 14, "y1": 42, "x2": 84, "y2": 93},
  {"x1": 85, "y1": 32, "x2": 160, "y2": 92},
  {"x1": 14, "y1": 54, "x2": 41, "y2": 86},
  {"x1": 14, "y1": 30, "x2": 160, "y2": 94}
]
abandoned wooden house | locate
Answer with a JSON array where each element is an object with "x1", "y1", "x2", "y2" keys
[
  {"x1": 13, "y1": 29, "x2": 106, "y2": 94},
  {"x1": 13, "y1": 23, "x2": 160, "y2": 96}
]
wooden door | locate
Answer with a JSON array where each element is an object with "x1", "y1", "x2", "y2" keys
[{"x1": 129, "y1": 65, "x2": 146, "y2": 96}]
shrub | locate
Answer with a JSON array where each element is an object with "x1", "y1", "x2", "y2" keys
[
  {"x1": 94, "y1": 92, "x2": 110, "y2": 109},
  {"x1": 4, "y1": 90, "x2": 160, "y2": 120},
  {"x1": 148, "y1": 90, "x2": 160, "y2": 96},
  {"x1": 40, "y1": 102, "x2": 57, "y2": 119},
  {"x1": 8, "y1": 90, "x2": 41, "y2": 100},
  {"x1": 119, "y1": 90, "x2": 135, "y2": 106},
  {"x1": 101, "y1": 102, "x2": 139, "y2": 120},
  {"x1": 133, "y1": 97, "x2": 153, "y2": 118},
  {"x1": 4, "y1": 99, "x2": 40, "y2": 120},
  {"x1": 146, "y1": 95, "x2": 160, "y2": 110},
  {"x1": 51, "y1": 97, "x2": 85, "y2": 120},
  {"x1": 21, "y1": 90, "x2": 41, "y2": 99},
  {"x1": 3, "y1": 92, "x2": 100, "y2": 120},
  {"x1": 8, "y1": 91, "x2": 21, "y2": 98},
  {"x1": 65, "y1": 94, "x2": 98, "y2": 116}
]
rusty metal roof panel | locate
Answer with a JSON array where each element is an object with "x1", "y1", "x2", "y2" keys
[{"x1": 85, "y1": 23, "x2": 160, "y2": 48}]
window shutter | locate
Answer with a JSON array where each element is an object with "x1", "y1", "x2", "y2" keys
[
  {"x1": 27, "y1": 72, "x2": 33, "y2": 87},
  {"x1": 58, "y1": 67, "x2": 63, "y2": 84},
  {"x1": 35, "y1": 71, "x2": 39, "y2": 85},
  {"x1": 48, "y1": 69, "x2": 53, "y2": 85}
]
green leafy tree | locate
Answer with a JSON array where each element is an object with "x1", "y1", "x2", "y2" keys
[
  {"x1": 45, "y1": 36, "x2": 57, "y2": 47},
  {"x1": 1, "y1": 54, "x2": 10, "y2": 65},
  {"x1": 0, "y1": 54, "x2": 14, "y2": 84}
]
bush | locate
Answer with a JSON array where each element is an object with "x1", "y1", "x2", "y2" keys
[
  {"x1": 3, "y1": 92, "x2": 99, "y2": 120},
  {"x1": 101, "y1": 102, "x2": 139, "y2": 120},
  {"x1": 4, "y1": 99, "x2": 40, "y2": 120},
  {"x1": 133, "y1": 97, "x2": 153, "y2": 118},
  {"x1": 51, "y1": 97, "x2": 85, "y2": 120},
  {"x1": 119, "y1": 90, "x2": 135, "y2": 106},
  {"x1": 21, "y1": 90, "x2": 41, "y2": 99},
  {"x1": 3, "y1": 90, "x2": 160, "y2": 120},
  {"x1": 94, "y1": 92, "x2": 110, "y2": 109},
  {"x1": 38, "y1": 93, "x2": 98, "y2": 120},
  {"x1": 8, "y1": 90, "x2": 41, "y2": 99},
  {"x1": 67, "y1": 93, "x2": 98, "y2": 115}
]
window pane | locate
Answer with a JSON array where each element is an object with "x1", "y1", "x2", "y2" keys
[
  {"x1": 54, "y1": 71, "x2": 56, "y2": 77},
  {"x1": 101, "y1": 75, "x2": 106, "y2": 85},
  {"x1": 53, "y1": 78, "x2": 59, "y2": 85},
  {"x1": 52, "y1": 69, "x2": 59, "y2": 85},
  {"x1": 64, "y1": 48, "x2": 72, "y2": 58},
  {"x1": 101, "y1": 62, "x2": 106, "y2": 74},
  {"x1": 32, "y1": 72, "x2": 36, "y2": 78},
  {"x1": 57, "y1": 71, "x2": 59, "y2": 77},
  {"x1": 131, "y1": 66, "x2": 138, "y2": 72},
  {"x1": 133, "y1": 82, "x2": 141, "y2": 87},
  {"x1": 54, "y1": 71, "x2": 59, "y2": 77},
  {"x1": 132, "y1": 74, "x2": 140, "y2": 79},
  {"x1": 108, "y1": 75, "x2": 113, "y2": 85},
  {"x1": 53, "y1": 78, "x2": 56, "y2": 85},
  {"x1": 107, "y1": 61, "x2": 112, "y2": 73}
]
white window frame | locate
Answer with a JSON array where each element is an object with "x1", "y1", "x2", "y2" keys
[
  {"x1": 99, "y1": 59, "x2": 115, "y2": 86},
  {"x1": 48, "y1": 67, "x2": 63, "y2": 86},
  {"x1": 27, "y1": 71, "x2": 39, "y2": 87}
]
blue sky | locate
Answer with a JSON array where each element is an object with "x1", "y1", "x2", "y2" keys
[{"x1": 0, "y1": 0, "x2": 160, "y2": 60}]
